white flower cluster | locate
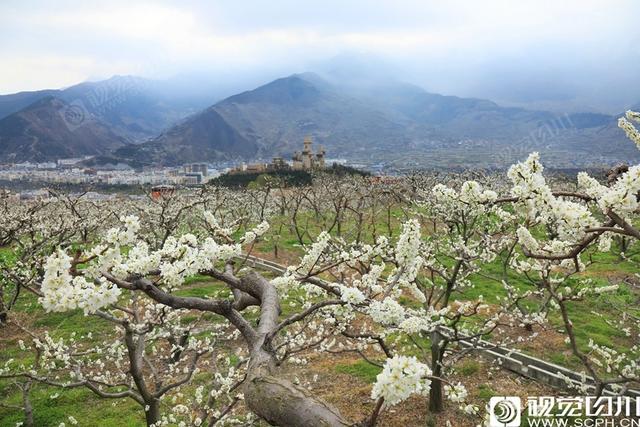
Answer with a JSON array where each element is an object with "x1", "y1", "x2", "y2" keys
[
  {"x1": 588, "y1": 339, "x2": 639, "y2": 379},
  {"x1": 33, "y1": 332, "x2": 73, "y2": 369},
  {"x1": 444, "y1": 382, "x2": 468, "y2": 403},
  {"x1": 368, "y1": 298, "x2": 405, "y2": 326},
  {"x1": 337, "y1": 238, "x2": 387, "y2": 266},
  {"x1": 338, "y1": 285, "x2": 366, "y2": 305},
  {"x1": 123, "y1": 242, "x2": 162, "y2": 276},
  {"x1": 578, "y1": 166, "x2": 640, "y2": 215},
  {"x1": 105, "y1": 215, "x2": 141, "y2": 246},
  {"x1": 459, "y1": 180, "x2": 498, "y2": 204},
  {"x1": 361, "y1": 263, "x2": 386, "y2": 294},
  {"x1": 510, "y1": 111, "x2": 640, "y2": 258},
  {"x1": 343, "y1": 262, "x2": 387, "y2": 297},
  {"x1": 41, "y1": 250, "x2": 121, "y2": 314},
  {"x1": 433, "y1": 181, "x2": 497, "y2": 207},
  {"x1": 590, "y1": 284, "x2": 620, "y2": 295},
  {"x1": 203, "y1": 210, "x2": 233, "y2": 236},
  {"x1": 618, "y1": 110, "x2": 640, "y2": 149},
  {"x1": 158, "y1": 234, "x2": 241, "y2": 288},
  {"x1": 392, "y1": 220, "x2": 425, "y2": 301},
  {"x1": 298, "y1": 231, "x2": 331, "y2": 274},
  {"x1": 40, "y1": 214, "x2": 251, "y2": 312},
  {"x1": 398, "y1": 307, "x2": 448, "y2": 334},
  {"x1": 430, "y1": 181, "x2": 499, "y2": 226},
  {"x1": 241, "y1": 220, "x2": 270, "y2": 244},
  {"x1": 509, "y1": 153, "x2": 597, "y2": 245},
  {"x1": 271, "y1": 271, "x2": 300, "y2": 293},
  {"x1": 398, "y1": 316, "x2": 435, "y2": 334},
  {"x1": 516, "y1": 226, "x2": 539, "y2": 252},
  {"x1": 371, "y1": 355, "x2": 432, "y2": 406}
]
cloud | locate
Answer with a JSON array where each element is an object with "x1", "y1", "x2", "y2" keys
[{"x1": 0, "y1": 0, "x2": 639, "y2": 111}]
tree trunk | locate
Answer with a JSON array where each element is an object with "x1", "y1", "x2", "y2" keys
[
  {"x1": 0, "y1": 286, "x2": 7, "y2": 325},
  {"x1": 22, "y1": 382, "x2": 34, "y2": 427},
  {"x1": 429, "y1": 329, "x2": 444, "y2": 413},
  {"x1": 168, "y1": 331, "x2": 190, "y2": 363},
  {"x1": 144, "y1": 398, "x2": 161, "y2": 426},
  {"x1": 244, "y1": 348, "x2": 351, "y2": 426},
  {"x1": 128, "y1": 269, "x2": 352, "y2": 426}
]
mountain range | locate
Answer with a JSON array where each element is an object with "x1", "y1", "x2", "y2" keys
[
  {"x1": 0, "y1": 75, "x2": 218, "y2": 143},
  {"x1": 1, "y1": 73, "x2": 638, "y2": 169},
  {"x1": 0, "y1": 97, "x2": 127, "y2": 163}
]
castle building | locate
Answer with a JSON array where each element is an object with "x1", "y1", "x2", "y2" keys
[
  {"x1": 229, "y1": 136, "x2": 326, "y2": 175},
  {"x1": 292, "y1": 136, "x2": 325, "y2": 170}
]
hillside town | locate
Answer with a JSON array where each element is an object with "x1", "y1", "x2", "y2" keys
[
  {"x1": 0, "y1": 137, "x2": 339, "y2": 190},
  {"x1": 0, "y1": 160, "x2": 215, "y2": 186}
]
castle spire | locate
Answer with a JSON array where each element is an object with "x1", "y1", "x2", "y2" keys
[{"x1": 303, "y1": 135, "x2": 312, "y2": 153}]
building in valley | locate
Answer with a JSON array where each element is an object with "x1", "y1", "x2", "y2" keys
[
  {"x1": 292, "y1": 136, "x2": 325, "y2": 170},
  {"x1": 229, "y1": 136, "x2": 326, "y2": 175}
]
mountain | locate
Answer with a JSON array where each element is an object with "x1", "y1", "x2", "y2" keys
[
  {"x1": 0, "y1": 89, "x2": 59, "y2": 120},
  {"x1": 4, "y1": 73, "x2": 637, "y2": 168},
  {"x1": 212, "y1": 73, "x2": 413, "y2": 157},
  {"x1": 114, "y1": 108, "x2": 257, "y2": 166},
  {"x1": 0, "y1": 97, "x2": 127, "y2": 163},
  {"x1": 331, "y1": 80, "x2": 616, "y2": 136},
  {"x1": 123, "y1": 73, "x2": 637, "y2": 168},
  {"x1": 119, "y1": 73, "x2": 413, "y2": 165},
  {"x1": 0, "y1": 76, "x2": 219, "y2": 142}
]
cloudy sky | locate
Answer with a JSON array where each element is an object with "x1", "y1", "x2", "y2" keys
[{"x1": 1, "y1": 0, "x2": 639, "y2": 112}]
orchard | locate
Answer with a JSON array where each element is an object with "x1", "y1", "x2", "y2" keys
[{"x1": 1, "y1": 112, "x2": 640, "y2": 426}]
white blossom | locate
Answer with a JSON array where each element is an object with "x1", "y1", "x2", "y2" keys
[{"x1": 372, "y1": 356, "x2": 432, "y2": 406}]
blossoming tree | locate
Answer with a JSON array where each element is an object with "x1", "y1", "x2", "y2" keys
[{"x1": 0, "y1": 111, "x2": 639, "y2": 426}]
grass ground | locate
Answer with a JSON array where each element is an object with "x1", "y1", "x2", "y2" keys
[
  {"x1": 251, "y1": 230, "x2": 640, "y2": 372},
  {"x1": 1, "y1": 209, "x2": 639, "y2": 426},
  {"x1": 0, "y1": 273, "x2": 553, "y2": 427}
]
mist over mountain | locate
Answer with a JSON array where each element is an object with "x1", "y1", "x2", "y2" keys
[
  {"x1": 0, "y1": 97, "x2": 127, "y2": 163},
  {"x1": 0, "y1": 90, "x2": 59, "y2": 120},
  {"x1": 114, "y1": 72, "x2": 639, "y2": 169},
  {"x1": 114, "y1": 108, "x2": 257, "y2": 166},
  {"x1": 4, "y1": 1, "x2": 640, "y2": 117},
  {"x1": 306, "y1": 52, "x2": 640, "y2": 115},
  {"x1": 0, "y1": 69, "x2": 638, "y2": 167},
  {"x1": 0, "y1": 76, "x2": 220, "y2": 143}
]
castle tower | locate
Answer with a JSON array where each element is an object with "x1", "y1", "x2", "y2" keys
[
  {"x1": 315, "y1": 144, "x2": 326, "y2": 168},
  {"x1": 302, "y1": 136, "x2": 313, "y2": 169},
  {"x1": 292, "y1": 151, "x2": 303, "y2": 170},
  {"x1": 303, "y1": 136, "x2": 312, "y2": 154}
]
